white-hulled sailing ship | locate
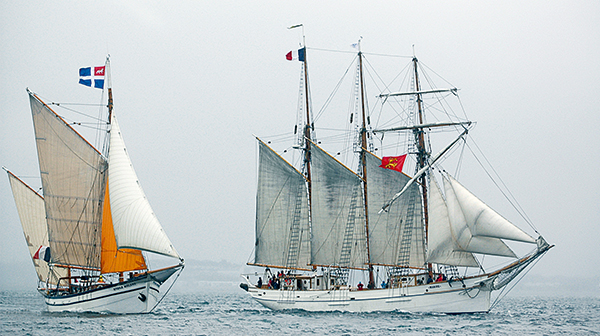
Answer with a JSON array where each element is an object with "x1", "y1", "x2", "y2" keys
[
  {"x1": 5, "y1": 57, "x2": 184, "y2": 313},
  {"x1": 240, "y1": 35, "x2": 552, "y2": 313}
]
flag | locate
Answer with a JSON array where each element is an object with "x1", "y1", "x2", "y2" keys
[
  {"x1": 286, "y1": 47, "x2": 305, "y2": 62},
  {"x1": 379, "y1": 154, "x2": 408, "y2": 173},
  {"x1": 33, "y1": 245, "x2": 51, "y2": 262},
  {"x1": 79, "y1": 66, "x2": 105, "y2": 89}
]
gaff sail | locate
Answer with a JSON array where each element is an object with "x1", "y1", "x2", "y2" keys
[
  {"x1": 254, "y1": 139, "x2": 311, "y2": 269},
  {"x1": 309, "y1": 142, "x2": 367, "y2": 268},
  {"x1": 29, "y1": 91, "x2": 106, "y2": 268},
  {"x1": 365, "y1": 151, "x2": 425, "y2": 267}
]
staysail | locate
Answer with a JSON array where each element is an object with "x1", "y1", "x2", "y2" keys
[
  {"x1": 29, "y1": 91, "x2": 106, "y2": 268},
  {"x1": 426, "y1": 177, "x2": 479, "y2": 266},
  {"x1": 254, "y1": 139, "x2": 311, "y2": 269},
  {"x1": 446, "y1": 175, "x2": 536, "y2": 243},
  {"x1": 426, "y1": 173, "x2": 536, "y2": 265},
  {"x1": 108, "y1": 114, "x2": 179, "y2": 259},
  {"x1": 100, "y1": 179, "x2": 147, "y2": 274},
  {"x1": 310, "y1": 142, "x2": 367, "y2": 268},
  {"x1": 6, "y1": 170, "x2": 68, "y2": 283},
  {"x1": 365, "y1": 152, "x2": 426, "y2": 267}
]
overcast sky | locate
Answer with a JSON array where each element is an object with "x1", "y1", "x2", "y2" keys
[{"x1": 1, "y1": 1, "x2": 599, "y2": 291}]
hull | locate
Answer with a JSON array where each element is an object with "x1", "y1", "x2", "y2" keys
[
  {"x1": 244, "y1": 276, "x2": 491, "y2": 313},
  {"x1": 42, "y1": 267, "x2": 181, "y2": 314},
  {"x1": 43, "y1": 277, "x2": 160, "y2": 313}
]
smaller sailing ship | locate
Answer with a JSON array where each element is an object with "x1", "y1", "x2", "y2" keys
[
  {"x1": 240, "y1": 34, "x2": 552, "y2": 313},
  {"x1": 5, "y1": 57, "x2": 184, "y2": 313}
]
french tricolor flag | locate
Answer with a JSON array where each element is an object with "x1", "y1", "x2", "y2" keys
[
  {"x1": 33, "y1": 245, "x2": 51, "y2": 262},
  {"x1": 286, "y1": 47, "x2": 305, "y2": 62},
  {"x1": 79, "y1": 66, "x2": 105, "y2": 89}
]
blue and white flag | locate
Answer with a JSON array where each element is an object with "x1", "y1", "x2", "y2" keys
[{"x1": 79, "y1": 66, "x2": 105, "y2": 89}]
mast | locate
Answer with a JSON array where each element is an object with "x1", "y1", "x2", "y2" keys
[
  {"x1": 288, "y1": 24, "x2": 314, "y2": 271},
  {"x1": 300, "y1": 29, "x2": 312, "y2": 205},
  {"x1": 412, "y1": 56, "x2": 431, "y2": 274},
  {"x1": 106, "y1": 56, "x2": 113, "y2": 124},
  {"x1": 289, "y1": 24, "x2": 312, "y2": 216},
  {"x1": 357, "y1": 43, "x2": 375, "y2": 288}
]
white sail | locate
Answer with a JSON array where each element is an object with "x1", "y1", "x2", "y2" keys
[
  {"x1": 6, "y1": 170, "x2": 68, "y2": 284},
  {"x1": 254, "y1": 139, "x2": 311, "y2": 269},
  {"x1": 108, "y1": 114, "x2": 179, "y2": 259},
  {"x1": 310, "y1": 143, "x2": 367, "y2": 268},
  {"x1": 426, "y1": 176, "x2": 479, "y2": 267},
  {"x1": 365, "y1": 152, "x2": 425, "y2": 267},
  {"x1": 443, "y1": 176, "x2": 517, "y2": 258},
  {"x1": 29, "y1": 91, "x2": 105, "y2": 268},
  {"x1": 447, "y1": 176, "x2": 535, "y2": 243}
]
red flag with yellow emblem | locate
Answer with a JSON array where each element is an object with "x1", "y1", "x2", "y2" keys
[{"x1": 379, "y1": 154, "x2": 407, "y2": 172}]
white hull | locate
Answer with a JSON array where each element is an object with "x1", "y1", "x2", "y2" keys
[
  {"x1": 245, "y1": 276, "x2": 492, "y2": 313},
  {"x1": 43, "y1": 277, "x2": 161, "y2": 314},
  {"x1": 42, "y1": 266, "x2": 182, "y2": 314}
]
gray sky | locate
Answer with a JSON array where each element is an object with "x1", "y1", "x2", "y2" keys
[{"x1": 1, "y1": 1, "x2": 599, "y2": 291}]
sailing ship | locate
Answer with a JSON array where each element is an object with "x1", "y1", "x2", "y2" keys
[
  {"x1": 5, "y1": 57, "x2": 184, "y2": 313},
  {"x1": 240, "y1": 36, "x2": 552, "y2": 313}
]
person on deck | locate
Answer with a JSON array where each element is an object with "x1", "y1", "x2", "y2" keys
[
  {"x1": 357, "y1": 282, "x2": 364, "y2": 290},
  {"x1": 257, "y1": 277, "x2": 263, "y2": 288}
]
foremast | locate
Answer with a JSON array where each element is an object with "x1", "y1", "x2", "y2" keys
[
  {"x1": 292, "y1": 24, "x2": 315, "y2": 270},
  {"x1": 299, "y1": 26, "x2": 313, "y2": 223}
]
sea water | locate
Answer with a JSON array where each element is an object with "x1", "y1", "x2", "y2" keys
[{"x1": 1, "y1": 287, "x2": 598, "y2": 335}]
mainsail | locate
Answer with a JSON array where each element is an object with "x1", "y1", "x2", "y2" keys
[
  {"x1": 6, "y1": 170, "x2": 68, "y2": 284},
  {"x1": 254, "y1": 139, "x2": 311, "y2": 269},
  {"x1": 29, "y1": 91, "x2": 106, "y2": 268},
  {"x1": 365, "y1": 151, "x2": 426, "y2": 267},
  {"x1": 309, "y1": 142, "x2": 367, "y2": 268},
  {"x1": 108, "y1": 114, "x2": 180, "y2": 259}
]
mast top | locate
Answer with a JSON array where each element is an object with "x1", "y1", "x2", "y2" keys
[
  {"x1": 104, "y1": 55, "x2": 114, "y2": 124},
  {"x1": 288, "y1": 23, "x2": 305, "y2": 47}
]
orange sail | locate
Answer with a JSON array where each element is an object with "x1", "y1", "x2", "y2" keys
[{"x1": 101, "y1": 179, "x2": 147, "y2": 274}]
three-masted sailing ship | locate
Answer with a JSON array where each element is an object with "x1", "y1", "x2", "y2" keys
[
  {"x1": 5, "y1": 57, "x2": 184, "y2": 313},
  {"x1": 241, "y1": 35, "x2": 552, "y2": 313}
]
